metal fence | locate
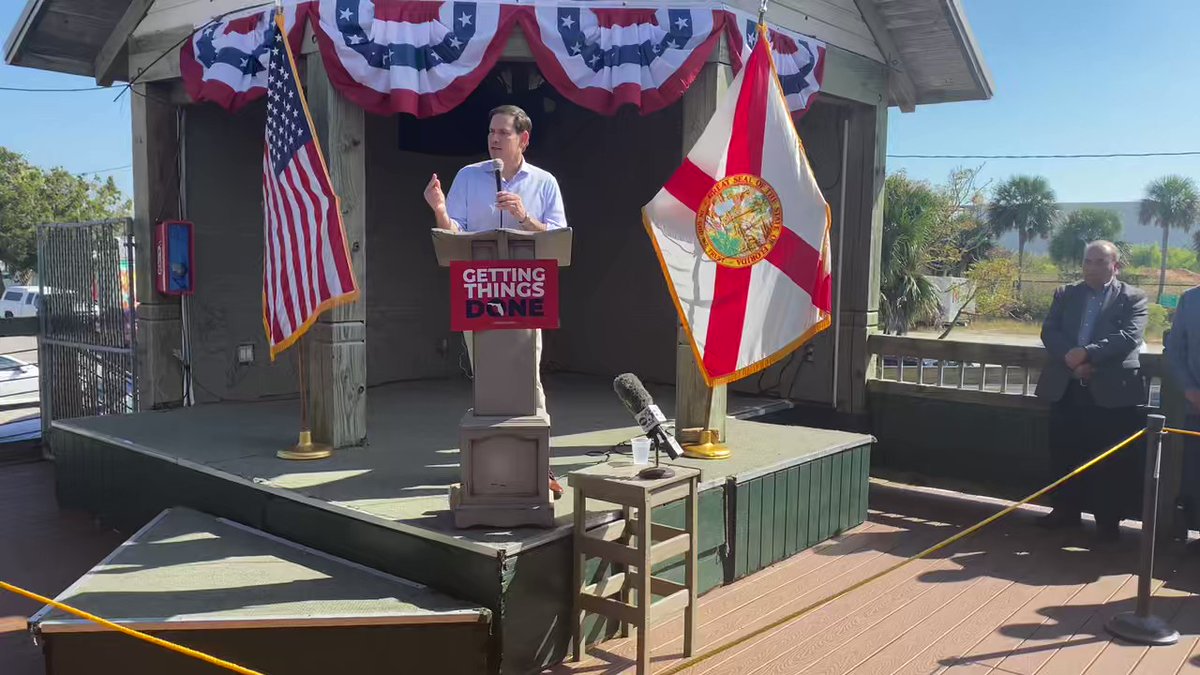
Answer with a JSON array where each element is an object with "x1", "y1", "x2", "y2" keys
[{"x1": 36, "y1": 219, "x2": 137, "y2": 442}]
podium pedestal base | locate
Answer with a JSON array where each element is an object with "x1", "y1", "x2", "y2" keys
[
  {"x1": 453, "y1": 410, "x2": 554, "y2": 529},
  {"x1": 450, "y1": 484, "x2": 555, "y2": 528}
]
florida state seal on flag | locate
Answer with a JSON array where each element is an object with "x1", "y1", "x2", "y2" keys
[{"x1": 643, "y1": 24, "x2": 832, "y2": 386}]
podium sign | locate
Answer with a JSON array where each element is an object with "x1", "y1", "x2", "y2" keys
[{"x1": 449, "y1": 260, "x2": 559, "y2": 331}]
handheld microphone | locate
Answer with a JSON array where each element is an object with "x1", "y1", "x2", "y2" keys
[
  {"x1": 491, "y1": 157, "x2": 504, "y2": 194},
  {"x1": 491, "y1": 158, "x2": 504, "y2": 228},
  {"x1": 613, "y1": 373, "x2": 683, "y2": 461}
]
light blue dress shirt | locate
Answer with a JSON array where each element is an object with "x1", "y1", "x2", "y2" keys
[
  {"x1": 1077, "y1": 281, "x2": 1113, "y2": 347},
  {"x1": 444, "y1": 160, "x2": 567, "y2": 233}
]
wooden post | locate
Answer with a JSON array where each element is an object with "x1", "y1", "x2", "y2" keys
[
  {"x1": 304, "y1": 51, "x2": 367, "y2": 448},
  {"x1": 675, "y1": 60, "x2": 732, "y2": 442},
  {"x1": 834, "y1": 100, "x2": 887, "y2": 416},
  {"x1": 131, "y1": 82, "x2": 182, "y2": 410}
]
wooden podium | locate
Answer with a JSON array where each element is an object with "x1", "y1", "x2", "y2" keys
[{"x1": 432, "y1": 228, "x2": 572, "y2": 528}]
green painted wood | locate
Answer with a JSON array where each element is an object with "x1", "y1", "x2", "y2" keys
[
  {"x1": 849, "y1": 446, "x2": 859, "y2": 530},
  {"x1": 747, "y1": 478, "x2": 762, "y2": 573},
  {"x1": 796, "y1": 463, "x2": 811, "y2": 552},
  {"x1": 735, "y1": 480, "x2": 749, "y2": 579},
  {"x1": 783, "y1": 466, "x2": 798, "y2": 556},
  {"x1": 760, "y1": 472, "x2": 775, "y2": 567},
  {"x1": 807, "y1": 460, "x2": 821, "y2": 548},
  {"x1": 772, "y1": 470, "x2": 787, "y2": 563},
  {"x1": 839, "y1": 448, "x2": 854, "y2": 534},
  {"x1": 860, "y1": 445, "x2": 871, "y2": 523},
  {"x1": 820, "y1": 456, "x2": 834, "y2": 542}
]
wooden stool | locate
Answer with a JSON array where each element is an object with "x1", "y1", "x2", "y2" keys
[{"x1": 568, "y1": 463, "x2": 700, "y2": 674}]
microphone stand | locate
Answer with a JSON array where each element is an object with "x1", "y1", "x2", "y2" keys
[{"x1": 638, "y1": 437, "x2": 676, "y2": 480}]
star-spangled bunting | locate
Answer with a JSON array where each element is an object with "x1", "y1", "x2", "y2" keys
[{"x1": 183, "y1": 2, "x2": 825, "y2": 120}]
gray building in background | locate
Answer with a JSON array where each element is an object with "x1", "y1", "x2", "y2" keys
[{"x1": 996, "y1": 201, "x2": 1157, "y2": 255}]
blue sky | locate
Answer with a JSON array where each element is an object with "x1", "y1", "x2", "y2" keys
[
  {"x1": 0, "y1": 3, "x2": 133, "y2": 195},
  {"x1": 889, "y1": 0, "x2": 1200, "y2": 203},
  {"x1": 0, "y1": 1, "x2": 1197, "y2": 204}
]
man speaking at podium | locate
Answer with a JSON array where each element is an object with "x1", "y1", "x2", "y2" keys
[
  {"x1": 421, "y1": 105, "x2": 568, "y2": 496},
  {"x1": 423, "y1": 105, "x2": 566, "y2": 234}
]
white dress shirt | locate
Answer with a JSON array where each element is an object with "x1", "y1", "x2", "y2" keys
[{"x1": 444, "y1": 159, "x2": 567, "y2": 233}]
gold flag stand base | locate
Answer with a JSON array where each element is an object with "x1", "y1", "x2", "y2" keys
[
  {"x1": 277, "y1": 430, "x2": 332, "y2": 461},
  {"x1": 681, "y1": 428, "x2": 731, "y2": 460}
]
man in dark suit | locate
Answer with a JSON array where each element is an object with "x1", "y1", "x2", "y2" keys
[{"x1": 1036, "y1": 240, "x2": 1148, "y2": 540}]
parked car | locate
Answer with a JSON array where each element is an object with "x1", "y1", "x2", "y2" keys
[
  {"x1": 0, "y1": 286, "x2": 40, "y2": 318},
  {"x1": 0, "y1": 355, "x2": 38, "y2": 400}
]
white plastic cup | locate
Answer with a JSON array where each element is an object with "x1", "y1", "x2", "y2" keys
[{"x1": 631, "y1": 437, "x2": 651, "y2": 465}]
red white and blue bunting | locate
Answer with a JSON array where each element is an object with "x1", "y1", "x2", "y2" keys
[
  {"x1": 313, "y1": 0, "x2": 518, "y2": 117},
  {"x1": 181, "y1": 1, "x2": 825, "y2": 121},
  {"x1": 725, "y1": 8, "x2": 825, "y2": 120},
  {"x1": 515, "y1": 6, "x2": 726, "y2": 115},
  {"x1": 179, "y1": 3, "x2": 311, "y2": 112}
]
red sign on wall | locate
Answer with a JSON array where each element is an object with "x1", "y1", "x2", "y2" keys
[{"x1": 450, "y1": 260, "x2": 560, "y2": 331}]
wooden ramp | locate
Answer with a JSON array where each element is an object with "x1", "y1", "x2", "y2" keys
[
  {"x1": 550, "y1": 482, "x2": 1200, "y2": 675},
  {"x1": 29, "y1": 507, "x2": 492, "y2": 675}
]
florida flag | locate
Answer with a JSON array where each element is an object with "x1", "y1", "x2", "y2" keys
[{"x1": 643, "y1": 24, "x2": 832, "y2": 385}]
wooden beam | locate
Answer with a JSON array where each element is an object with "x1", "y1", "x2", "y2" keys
[
  {"x1": 4, "y1": 0, "x2": 46, "y2": 66},
  {"x1": 131, "y1": 81, "x2": 183, "y2": 410},
  {"x1": 852, "y1": 0, "x2": 917, "y2": 112},
  {"x1": 95, "y1": 0, "x2": 154, "y2": 86},
  {"x1": 675, "y1": 62, "x2": 732, "y2": 443},
  {"x1": 304, "y1": 50, "x2": 367, "y2": 449}
]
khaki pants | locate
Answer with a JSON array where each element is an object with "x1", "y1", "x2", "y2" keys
[{"x1": 464, "y1": 330, "x2": 546, "y2": 410}]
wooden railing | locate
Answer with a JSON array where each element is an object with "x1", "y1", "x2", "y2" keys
[{"x1": 867, "y1": 334, "x2": 1164, "y2": 410}]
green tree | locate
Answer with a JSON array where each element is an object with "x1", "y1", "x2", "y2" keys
[
  {"x1": 0, "y1": 148, "x2": 129, "y2": 281},
  {"x1": 988, "y1": 175, "x2": 1059, "y2": 290},
  {"x1": 881, "y1": 173, "x2": 941, "y2": 335},
  {"x1": 1048, "y1": 208, "x2": 1123, "y2": 268},
  {"x1": 1140, "y1": 175, "x2": 1200, "y2": 302}
]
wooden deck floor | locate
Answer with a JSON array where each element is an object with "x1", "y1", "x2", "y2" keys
[
  {"x1": 0, "y1": 460, "x2": 123, "y2": 675},
  {"x1": 550, "y1": 483, "x2": 1200, "y2": 675},
  {"x1": 6, "y1": 460, "x2": 1200, "y2": 675}
]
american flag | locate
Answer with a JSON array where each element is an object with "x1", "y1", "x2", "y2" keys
[{"x1": 262, "y1": 10, "x2": 358, "y2": 359}]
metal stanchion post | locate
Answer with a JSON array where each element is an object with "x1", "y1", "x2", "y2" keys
[{"x1": 1106, "y1": 413, "x2": 1179, "y2": 645}]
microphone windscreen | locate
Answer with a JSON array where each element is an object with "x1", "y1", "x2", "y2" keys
[
  {"x1": 613, "y1": 373, "x2": 654, "y2": 414},
  {"x1": 491, "y1": 158, "x2": 504, "y2": 174}
]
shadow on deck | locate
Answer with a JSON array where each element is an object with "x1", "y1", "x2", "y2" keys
[
  {"x1": 6, "y1": 459, "x2": 1200, "y2": 675},
  {"x1": 551, "y1": 481, "x2": 1200, "y2": 675}
]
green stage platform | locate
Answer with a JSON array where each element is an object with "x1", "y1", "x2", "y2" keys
[
  {"x1": 31, "y1": 507, "x2": 491, "y2": 674},
  {"x1": 49, "y1": 374, "x2": 873, "y2": 674}
]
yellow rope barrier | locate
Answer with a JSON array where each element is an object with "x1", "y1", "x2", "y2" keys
[
  {"x1": 0, "y1": 580, "x2": 263, "y2": 675},
  {"x1": 657, "y1": 427, "x2": 1148, "y2": 675},
  {"x1": 1166, "y1": 427, "x2": 1200, "y2": 439}
]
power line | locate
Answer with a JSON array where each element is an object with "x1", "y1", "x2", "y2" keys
[
  {"x1": 0, "y1": 85, "x2": 109, "y2": 92},
  {"x1": 80, "y1": 164, "x2": 132, "y2": 175},
  {"x1": 889, "y1": 151, "x2": 1200, "y2": 159}
]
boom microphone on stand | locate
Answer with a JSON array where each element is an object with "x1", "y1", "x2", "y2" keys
[{"x1": 613, "y1": 373, "x2": 683, "y2": 479}]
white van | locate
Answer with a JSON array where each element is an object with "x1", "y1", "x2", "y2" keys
[{"x1": 0, "y1": 286, "x2": 39, "y2": 318}]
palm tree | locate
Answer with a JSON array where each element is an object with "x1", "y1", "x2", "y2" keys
[
  {"x1": 880, "y1": 174, "x2": 941, "y2": 335},
  {"x1": 988, "y1": 176, "x2": 1059, "y2": 290},
  {"x1": 1140, "y1": 175, "x2": 1200, "y2": 303}
]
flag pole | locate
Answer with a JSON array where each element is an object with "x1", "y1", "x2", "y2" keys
[
  {"x1": 277, "y1": 334, "x2": 333, "y2": 460},
  {"x1": 273, "y1": 0, "x2": 330, "y2": 461},
  {"x1": 757, "y1": 0, "x2": 768, "y2": 27}
]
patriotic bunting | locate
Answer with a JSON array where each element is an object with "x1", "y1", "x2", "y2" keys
[
  {"x1": 180, "y1": 2, "x2": 312, "y2": 112},
  {"x1": 515, "y1": 6, "x2": 726, "y2": 115},
  {"x1": 725, "y1": 9, "x2": 825, "y2": 121},
  {"x1": 312, "y1": 0, "x2": 518, "y2": 117},
  {"x1": 181, "y1": 2, "x2": 825, "y2": 121}
]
